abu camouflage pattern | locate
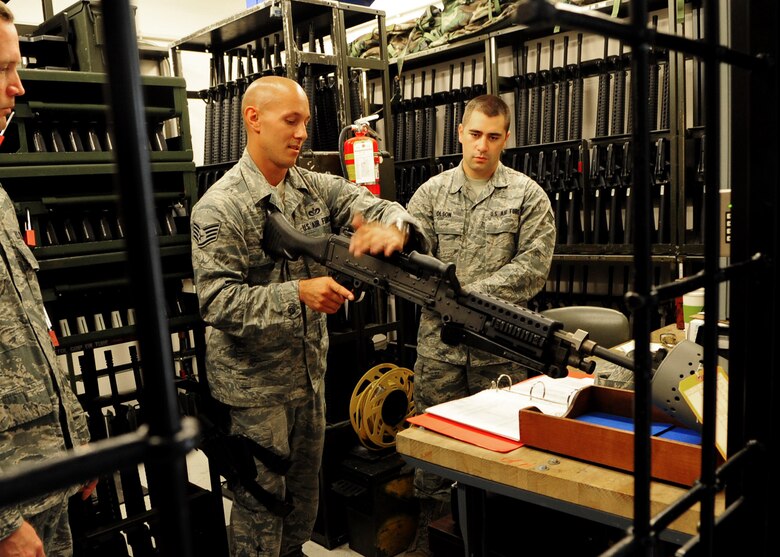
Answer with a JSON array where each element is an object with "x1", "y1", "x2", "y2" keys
[
  {"x1": 190, "y1": 151, "x2": 416, "y2": 409},
  {"x1": 191, "y1": 152, "x2": 417, "y2": 556},
  {"x1": 1, "y1": 185, "x2": 90, "y2": 540},
  {"x1": 226, "y1": 394, "x2": 324, "y2": 557},
  {"x1": 349, "y1": 6, "x2": 441, "y2": 59},
  {"x1": 349, "y1": 1, "x2": 592, "y2": 59},
  {"x1": 407, "y1": 162, "x2": 555, "y2": 367}
]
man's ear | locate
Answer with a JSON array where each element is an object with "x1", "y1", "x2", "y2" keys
[{"x1": 245, "y1": 106, "x2": 261, "y2": 133}]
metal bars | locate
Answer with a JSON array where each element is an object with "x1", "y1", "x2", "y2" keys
[
  {"x1": 515, "y1": 0, "x2": 768, "y2": 555},
  {"x1": 0, "y1": 1, "x2": 197, "y2": 555}
]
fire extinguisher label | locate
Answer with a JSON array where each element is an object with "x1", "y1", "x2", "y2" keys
[{"x1": 353, "y1": 140, "x2": 375, "y2": 185}]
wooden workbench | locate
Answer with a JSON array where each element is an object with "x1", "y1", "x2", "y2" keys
[{"x1": 398, "y1": 426, "x2": 723, "y2": 548}]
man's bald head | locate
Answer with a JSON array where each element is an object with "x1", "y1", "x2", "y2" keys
[
  {"x1": 241, "y1": 76, "x2": 311, "y2": 184},
  {"x1": 241, "y1": 76, "x2": 308, "y2": 115}
]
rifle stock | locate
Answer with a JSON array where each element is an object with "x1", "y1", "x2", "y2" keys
[{"x1": 263, "y1": 212, "x2": 634, "y2": 377}]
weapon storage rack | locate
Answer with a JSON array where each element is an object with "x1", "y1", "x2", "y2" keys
[
  {"x1": 2, "y1": 68, "x2": 198, "y2": 355},
  {"x1": 169, "y1": 0, "x2": 408, "y2": 404},
  {"x1": 379, "y1": 0, "x2": 707, "y2": 319},
  {"x1": 170, "y1": 0, "x2": 393, "y2": 176},
  {"x1": 1, "y1": 67, "x2": 227, "y2": 555}
]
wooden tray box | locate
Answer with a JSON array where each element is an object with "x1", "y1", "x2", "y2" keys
[{"x1": 519, "y1": 385, "x2": 716, "y2": 486}]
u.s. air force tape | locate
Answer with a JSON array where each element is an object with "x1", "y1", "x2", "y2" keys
[{"x1": 193, "y1": 222, "x2": 220, "y2": 248}]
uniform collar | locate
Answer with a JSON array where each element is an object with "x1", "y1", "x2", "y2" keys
[
  {"x1": 238, "y1": 151, "x2": 310, "y2": 210},
  {"x1": 448, "y1": 161, "x2": 509, "y2": 195}
]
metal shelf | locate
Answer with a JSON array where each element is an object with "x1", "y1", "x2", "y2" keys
[{"x1": 171, "y1": 0, "x2": 381, "y2": 54}]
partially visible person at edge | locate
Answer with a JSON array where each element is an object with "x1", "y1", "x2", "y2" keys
[
  {"x1": 404, "y1": 94, "x2": 555, "y2": 556},
  {"x1": 190, "y1": 75, "x2": 426, "y2": 557},
  {"x1": 1, "y1": 5, "x2": 92, "y2": 557}
]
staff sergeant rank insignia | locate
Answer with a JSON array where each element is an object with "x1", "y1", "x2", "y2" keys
[{"x1": 193, "y1": 222, "x2": 221, "y2": 248}]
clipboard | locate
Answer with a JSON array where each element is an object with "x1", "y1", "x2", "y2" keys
[{"x1": 678, "y1": 366, "x2": 728, "y2": 460}]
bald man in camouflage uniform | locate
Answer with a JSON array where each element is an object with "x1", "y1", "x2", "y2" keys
[
  {"x1": 405, "y1": 94, "x2": 555, "y2": 555},
  {"x1": 1, "y1": 7, "x2": 91, "y2": 556},
  {"x1": 191, "y1": 76, "x2": 422, "y2": 557}
]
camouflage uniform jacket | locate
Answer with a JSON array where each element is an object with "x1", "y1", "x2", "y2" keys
[
  {"x1": 0, "y1": 186, "x2": 90, "y2": 540},
  {"x1": 191, "y1": 151, "x2": 419, "y2": 408},
  {"x1": 407, "y1": 162, "x2": 555, "y2": 366}
]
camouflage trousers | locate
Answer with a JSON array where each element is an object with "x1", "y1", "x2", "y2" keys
[
  {"x1": 27, "y1": 495, "x2": 73, "y2": 557},
  {"x1": 228, "y1": 387, "x2": 325, "y2": 557},
  {"x1": 412, "y1": 355, "x2": 526, "y2": 500}
]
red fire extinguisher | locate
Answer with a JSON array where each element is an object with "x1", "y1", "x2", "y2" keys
[{"x1": 341, "y1": 119, "x2": 381, "y2": 196}]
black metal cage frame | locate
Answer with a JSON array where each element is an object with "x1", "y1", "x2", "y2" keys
[
  {"x1": 515, "y1": 1, "x2": 777, "y2": 555},
  {"x1": 0, "y1": 2, "x2": 197, "y2": 556}
]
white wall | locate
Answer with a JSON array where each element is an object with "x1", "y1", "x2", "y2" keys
[
  {"x1": 11, "y1": 0, "x2": 248, "y2": 39},
  {"x1": 11, "y1": 1, "x2": 433, "y2": 40}
]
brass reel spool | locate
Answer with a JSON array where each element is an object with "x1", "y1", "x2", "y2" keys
[{"x1": 349, "y1": 363, "x2": 415, "y2": 450}]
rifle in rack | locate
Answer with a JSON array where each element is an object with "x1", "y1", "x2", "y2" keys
[
  {"x1": 392, "y1": 76, "x2": 404, "y2": 161},
  {"x1": 414, "y1": 71, "x2": 426, "y2": 160},
  {"x1": 403, "y1": 74, "x2": 415, "y2": 161},
  {"x1": 262, "y1": 37, "x2": 272, "y2": 76},
  {"x1": 514, "y1": 45, "x2": 529, "y2": 147},
  {"x1": 528, "y1": 43, "x2": 542, "y2": 145},
  {"x1": 660, "y1": 49, "x2": 670, "y2": 130},
  {"x1": 550, "y1": 149, "x2": 567, "y2": 242},
  {"x1": 425, "y1": 69, "x2": 436, "y2": 158},
  {"x1": 590, "y1": 143, "x2": 608, "y2": 244},
  {"x1": 349, "y1": 70, "x2": 363, "y2": 123},
  {"x1": 608, "y1": 43, "x2": 627, "y2": 244},
  {"x1": 611, "y1": 43, "x2": 626, "y2": 136},
  {"x1": 595, "y1": 37, "x2": 611, "y2": 138},
  {"x1": 302, "y1": 24, "x2": 316, "y2": 151},
  {"x1": 263, "y1": 211, "x2": 635, "y2": 378},
  {"x1": 542, "y1": 39, "x2": 555, "y2": 144},
  {"x1": 622, "y1": 141, "x2": 634, "y2": 243},
  {"x1": 555, "y1": 36, "x2": 569, "y2": 143},
  {"x1": 647, "y1": 16, "x2": 660, "y2": 130},
  {"x1": 563, "y1": 146, "x2": 583, "y2": 244},
  {"x1": 201, "y1": 59, "x2": 216, "y2": 165},
  {"x1": 230, "y1": 53, "x2": 245, "y2": 161},
  {"x1": 565, "y1": 34, "x2": 585, "y2": 244},
  {"x1": 221, "y1": 55, "x2": 233, "y2": 163},
  {"x1": 453, "y1": 62, "x2": 466, "y2": 154},
  {"x1": 606, "y1": 142, "x2": 624, "y2": 244},
  {"x1": 569, "y1": 34, "x2": 583, "y2": 141},
  {"x1": 443, "y1": 65, "x2": 455, "y2": 155},
  {"x1": 654, "y1": 137, "x2": 671, "y2": 243},
  {"x1": 273, "y1": 33, "x2": 285, "y2": 76}
]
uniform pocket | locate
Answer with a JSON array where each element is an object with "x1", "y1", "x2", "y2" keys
[
  {"x1": 0, "y1": 367, "x2": 54, "y2": 433},
  {"x1": 484, "y1": 214, "x2": 519, "y2": 255},
  {"x1": 433, "y1": 219, "x2": 463, "y2": 264}
]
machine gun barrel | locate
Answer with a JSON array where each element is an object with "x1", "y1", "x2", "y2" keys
[{"x1": 263, "y1": 212, "x2": 634, "y2": 377}]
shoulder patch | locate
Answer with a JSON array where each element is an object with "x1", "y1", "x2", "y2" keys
[{"x1": 193, "y1": 222, "x2": 221, "y2": 248}]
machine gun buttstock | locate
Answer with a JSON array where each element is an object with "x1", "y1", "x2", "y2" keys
[{"x1": 263, "y1": 210, "x2": 329, "y2": 263}]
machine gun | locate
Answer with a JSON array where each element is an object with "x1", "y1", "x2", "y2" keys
[{"x1": 262, "y1": 212, "x2": 634, "y2": 378}]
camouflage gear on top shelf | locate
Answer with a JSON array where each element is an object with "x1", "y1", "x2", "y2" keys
[
  {"x1": 349, "y1": 0, "x2": 517, "y2": 59},
  {"x1": 1, "y1": 185, "x2": 90, "y2": 541},
  {"x1": 406, "y1": 162, "x2": 555, "y2": 367}
]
